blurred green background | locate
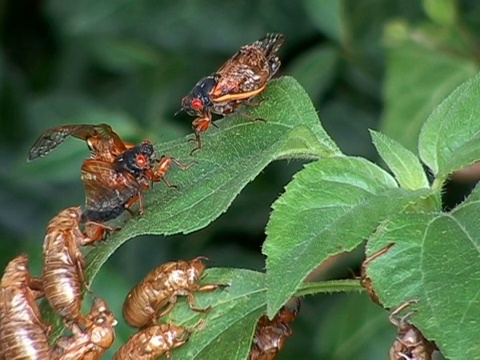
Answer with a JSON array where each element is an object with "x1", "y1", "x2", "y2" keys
[{"x1": 1, "y1": 0, "x2": 478, "y2": 358}]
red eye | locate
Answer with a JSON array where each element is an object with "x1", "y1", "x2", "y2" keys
[
  {"x1": 191, "y1": 98, "x2": 203, "y2": 110},
  {"x1": 136, "y1": 154, "x2": 147, "y2": 168}
]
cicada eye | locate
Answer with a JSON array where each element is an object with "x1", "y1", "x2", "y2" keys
[
  {"x1": 191, "y1": 98, "x2": 203, "y2": 110},
  {"x1": 136, "y1": 154, "x2": 148, "y2": 168}
]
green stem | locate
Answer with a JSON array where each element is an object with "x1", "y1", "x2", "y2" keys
[{"x1": 295, "y1": 279, "x2": 364, "y2": 297}]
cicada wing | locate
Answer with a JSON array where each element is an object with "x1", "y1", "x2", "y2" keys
[
  {"x1": 81, "y1": 160, "x2": 140, "y2": 212},
  {"x1": 28, "y1": 125, "x2": 86, "y2": 161}
]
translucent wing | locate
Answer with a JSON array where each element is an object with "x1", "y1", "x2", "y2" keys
[{"x1": 28, "y1": 123, "x2": 132, "y2": 162}]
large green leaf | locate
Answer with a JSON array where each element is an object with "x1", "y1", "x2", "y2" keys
[
  {"x1": 263, "y1": 156, "x2": 431, "y2": 317},
  {"x1": 370, "y1": 130, "x2": 429, "y2": 190},
  {"x1": 381, "y1": 43, "x2": 477, "y2": 152},
  {"x1": 419, "y1": 72, "x2": 480, "y2": 180},
  {"x1": 85, "y1": 77, "x2": 340, "y2": 280},
  {"x1": 365, "y1": 185, "x2": 480, "y2": 359}
]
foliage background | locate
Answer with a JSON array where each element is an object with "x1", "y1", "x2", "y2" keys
[{"x1": 0, "y1": 0, "x2": 477, "y2": 358}]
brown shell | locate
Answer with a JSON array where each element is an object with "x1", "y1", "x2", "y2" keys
[
  {"x1": 52, "y1": 298, "x2": 117, "y2": 360},
  {"x1": 389, "y1": 301, "x2": 436, "y2": 360},
  {"x1": 249, "y1": 299, "x2": 299, "y2": 360},
  {"x1": 113, "y1": 324, "x2": 189, "y2": 360},
  {"x1": 122, "y1": 257, "x2": 211, "y2": 328},
  {"x1": 42, "y1": 207, "x2": 93, "y2": 323},
  {"x1": 0, "y1": 255, "x2": 51, "y2": 359}
]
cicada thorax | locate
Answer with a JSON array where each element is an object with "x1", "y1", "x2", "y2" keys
[
  {"x1": 0, "y1": 255, "x2": 51, "y2": 359},
  {"x1": 249, "y1": 298, "x2": 300, "y2": 360},
  {"x1": 113, "y1": 324, "x2": 190, "y2": 360},
  {"x1": 52, "y1": 297, "x2": 117, "y2": 360}
]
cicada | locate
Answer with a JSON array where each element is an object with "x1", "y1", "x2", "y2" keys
[
  {"x1": 123, "y1": 256, "x2": 226, "y2": 328},
  {"x1": 181, "y1": 33, "x2": 285, "y2": 151},
  {"x1": 80, "y1": 140, "x2": 186, "y2": 224},
  {"x1": 389, "y1": 301, "x2": 436, "y2": 360},
  {"x1": 28, "y1": 124, "x2": 187, "y2": 227},
  {"x1": 0, "y1": 255, "x2": 51, "y2": 359},
  {"x1": 113, "y1": 324, "x2": 190, "y2": 360},
  {"x1": 52, "y1": 297, "x2": 117, "y2": 360},
  {"x1": 42, "y1": 207, "x2": 103, "y2": 327},
  {"x1": 249, "y1": 298, "x2": 300, "y2": 360}
]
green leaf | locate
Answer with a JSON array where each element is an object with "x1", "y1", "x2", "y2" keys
[
  {"x1": 149, "y1": 269, "x2": 360, "y2": 360},
  {"x1": 163, "y1": 268, "x2": 265, "y2": 360},
  {"x1": 419, "y1": 72, "x2": 480, "y2": 181},
  {"x1": 370, "y1": 130, "x2": 429, "y2": 190},
  {"x1": 423, "y1": 0, "x2": 457, "y2": 26},
  {"x1": 85, "y1": 77, "x2": 341, "y2": 281},
  {"x1": 303, "y1": 0, "x2": 345, "y2": 43},
  {"x1": 263, "y1": 156, "x2": 431, "y2": 317},
  {"x1": 365, "y1": 185, "x2": 480, "y2": 358},
  {"x1": 381, "y1": 43, "x2": 477, "y2": 152},
  {"x1": 288, "y1": 46, "x2": 338, "y2": 101}
]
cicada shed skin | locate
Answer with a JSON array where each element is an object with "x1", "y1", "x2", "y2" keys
[
  {"x1": 123, "y1": 256, "x2": 225, "y2": 328},
  {"x1": 181, "y1": 33, "x2": 285, "y2": 151},
  {"x1": 249, "y1": 299, "x2": 300, "y2": 360},
  {"x1": 42, "y1": 207, "x2": 100, "y2": 327},
  {"x1": 0, "y1": 255, "x2": 51, "y2": 360},
  {"x1": 52, "y1": 297, "x2": 117, "y2": 360},
  {"x1": 389, "y1": 301, "x2": 436, "y2": 360},
  {"x1": 113, "y1": 324, "x2": 190, "y2": 360}
]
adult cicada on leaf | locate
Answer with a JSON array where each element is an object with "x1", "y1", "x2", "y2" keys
[
  {"x1": 181, "y1": 33, "x2": 285, "y2": 152},
  {"x1": 29, "y1": 125, "x2": 188, "y2": 230}
]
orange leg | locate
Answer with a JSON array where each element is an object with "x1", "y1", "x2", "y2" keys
[{"x1": 190, "y1": 113, "x2": 212, "y2": 154}]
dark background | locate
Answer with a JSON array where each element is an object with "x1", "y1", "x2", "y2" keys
[{"x1": 1, "y1": 0, "x2": 477, "y2": 358}]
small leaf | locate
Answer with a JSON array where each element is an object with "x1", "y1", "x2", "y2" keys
[
  {"x1": 288, "y1": 46, "x2": 338, "y2": 101},
  {"x1": 419, "y1": 72, "x2": 480, "y2": 180},
  {"x1": 263, "y1": 156, "x2": 430, "y2": 317},
  {"x1": 381, "y1": 43, "x2": 477, "y2": 152},
  {"x1": 365, "y1": 185, "x2": 480, "y2": 358},
  {"x1": 423, "y1": 0, "x2": 457, "y2": 26},
  {"x1": 370, "y1": 130, "x2": 429, "y2": 190},
  {"x1": 85, "y1": 77, "x2": 341, "y2": 281},
  {"x1": 303, "y1": 0, "x2": 345, "y2": 43}
]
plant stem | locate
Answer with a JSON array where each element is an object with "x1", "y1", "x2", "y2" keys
[{"x1": 295, "y1": 279, "x2": 364, "y2": 297}]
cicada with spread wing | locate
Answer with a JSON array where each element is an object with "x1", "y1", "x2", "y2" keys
[{"x1": 28, "y1": 123, "x2": 133, "y2": 163}]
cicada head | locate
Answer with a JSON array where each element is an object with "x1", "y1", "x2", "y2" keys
[
  {"x1": 114, "y1": 141, "x2": 156, "y2": 177},
  {"x1": 181, "y1": 75, "x2": 219, "y2": 116}
]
